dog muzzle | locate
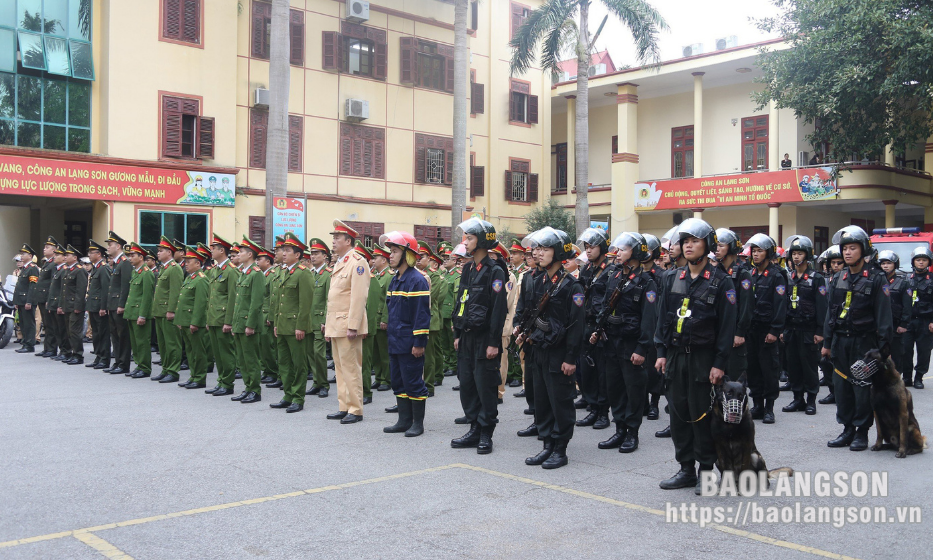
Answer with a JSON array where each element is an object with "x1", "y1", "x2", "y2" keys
[
  {"x1": 720, "y1": 393, "x2": 746, "y2": 424},
  {"x1": 849, "y1": 359, "x2": 880, "y2": 387}
]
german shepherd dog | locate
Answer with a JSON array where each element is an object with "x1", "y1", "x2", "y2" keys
[
  {"x1": 864, "y1": 348, "x2": 927, "y2": 458},
  {"x1": 711, "y1": 373, "x2": 771, "y2": 478}
]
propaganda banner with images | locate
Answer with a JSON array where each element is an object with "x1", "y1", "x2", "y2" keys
[{"x1": 272, "y1": 197, "x2": 306, "y2": 241}]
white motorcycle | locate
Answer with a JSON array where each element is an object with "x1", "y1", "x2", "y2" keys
[{"x1": 0, "y1": 283, "x2": 14, "y2": 349}]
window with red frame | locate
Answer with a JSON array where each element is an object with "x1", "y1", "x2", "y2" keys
[
  {"x1": 741, "y1": 115, "x2": 769, "y2": 171},
  {"x1": 672, "y1": 125, "x2": 694, "y2": 178}
]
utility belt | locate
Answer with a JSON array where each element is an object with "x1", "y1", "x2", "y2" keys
[
  {"x1": 833, "y1": 329, "x2": 872, "y2": 338},
  {"x1": 534, "y1": 317, "x2": 551, "y2": 333},
  {"x1": 606, "y1": 315, "x2": 625, "y2": 325},
  {"x1": 669, "y1": 343, "x2": 714, "y2": 354},
  {"x1": 788, "y1": 316, "x2": 816, "y2": 327}
]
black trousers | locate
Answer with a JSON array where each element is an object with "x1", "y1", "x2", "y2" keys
[
  {"x1": 724, "y1": 341, "x2": 747, "y2": 382},
  {"x1": 746, "y1": 325, "x2": 780, "y2": 401},
  {"x1": 666, "y1": 346, "x2": 717, "y2": 468},
  {"x1": 890, "y1": 333, "x2": 909, "y2": 381},
  {"x1": 830, "y1": 333, "x2": 875, "y2": 429},
  {"x1": 646, "y1": 345, "x2": 663, "y2": 396},
  {"x1": 532, "y1": 346, "x2": 576, "y2": 442},
  {"x1": 67, "y1": 312, "x2": 84, "y2": 358},
  {"x1": 39, "y1": 304, "x2": 55, "y2": 353},
  {"x1": 604, "y1": 338, "x2": 648, "y2": 430},
  {"x1": 54, "y1": 311, "x2": 71, "y2": 355},
  {"x1": 579, "y1": 336, "x2": 607, "y2": 414},
  {"x1": 784, "y1": 328, "x2": 820, "y2": 395},
  {"x1": 456, "y1": 332, "x2": 500, "y2": 428},
  {"x1": 904, "y1": 318, "x2": 933, "y2": 380},
  {"x1": 18, "y1": 306, "x2": 36, "y2": 348},
  {"x1": 89, "y1": 311, "x2": 110, "y2": 361},
  {"x1": 110, "y1": 311, "x2": 131, "y2": 369}
]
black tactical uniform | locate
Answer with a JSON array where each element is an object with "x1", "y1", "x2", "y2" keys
[
  {"x1": 641, "y1": 233, "x2": 664, "y2": 420},
  {"x1": 514, "y1": 263, "x2": 544, "y2": 434},
  {"x1": 783, "y1": 264, "x2": 827, "y2": 412},
  {"x1": 905, "y1": 249, "x2": 933, "y2": 387},
  {"x1": 577, "y1": 248, "x2": 611, "y2": 428},
  {"x1": 716, "y1": 228, "x2": 753, "y2": 385},
  {"x1": 745, "y1": 234, "x2": 787, "y2": 423},
  {"x1": 878, "y1": 251, "x2": 912, "y2": 381},
  {"x1": 12, "y1": 245, "x2": 39, "y2": 353}
]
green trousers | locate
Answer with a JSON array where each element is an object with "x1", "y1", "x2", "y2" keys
[
  {"x1": 234, "y1": 331, "x2": 262, "y2": 393},
  {"x1": 424, "y1": 331, "x2": 438, "y2": 393},
  {"x1": 209, "y1": 327, "x2": 236, "y2": 390},
  {"x1": 309, "y1": 330, "x2": 328, "y2": 390},
  {"x1": 430, "y1": 329, "x2": 444, "y2": 383},
  {"x1": 128, "y1": 319, "x2": 152, "y2": 373},
  {"x1": 154, "y1": 316, "x2": 182, "y2": 377},
  {"x1": 278, "y1": 334, "x2": 308, "y2": 405},
  {"x1": 507, "y1": 336, "x2": 523, "y2": 381},
  {"x1": 373, "y1": 329, "x2": 390, "y2": 386},
  {"x1": 181, "y1": 326, "x2": 208, "y2": 384},
  {"x1": 261, "y1": 321, "x2": 278, "y2": 380},
  {"x1": 440, "y1": 318, "x2": 456, "y2": 372},
  {"x1": 361, "y1": 331, "x2": 374, "y2": 398}
]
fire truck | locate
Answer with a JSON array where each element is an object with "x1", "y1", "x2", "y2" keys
[{"x1": 871, "y1": 228, "x2": 933, "y2": 270}]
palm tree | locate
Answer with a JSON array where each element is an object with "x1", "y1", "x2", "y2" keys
[
  {"x1": 510, "y1": 0, "x2": 667, "y2": 237},
  {"x1": 450, "y1": 0, "x2": 468, "y2": 240},
  {"x1": 265, "y1": 0, "x2": 291, "y2": 244}
]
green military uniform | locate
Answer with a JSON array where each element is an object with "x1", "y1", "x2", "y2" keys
[
  {"x1": 174, "y1": 266, "x2": 210, "y2": 385},
  {"x1": 12, "y1": 245, "x2": 39, "y2": 352},
  {"x1": 273, "y1": 237, "x2": 314, "y2": 407},
  {"x1": 356, "y1": 244, "x2": 379, "y2": 399},
  {"x1": 207, "y1": 255, "x2": 240, "y2": 390},
  {"x1": 47, "y1": 251, "x2": 68, "y2": 358},
  {"x1": 61, "y1": 247, "x2": 88, "y2": 363},
  {"x1": 201, "y1": 255, "x2": 217, "y2": 371},
  {"x1": 35, "y1": 240, "x2": 58, "y2": 356},
  {"x1": 260, "y1": 263, "x2": 281, "y2": 382},
  {"x1": 309, "y1": 260, "x2": 332, "y2": 392},
  {"x1": 232, "y1": 247, "x2": 266, "y2": 398},
  {"x1": 427, "y1": 266, "x2": 448, "y2": 389},
  {"x1": 152, "y1": 237, "x2": 184, "y2": 381},
  {"x1": 124, "y1": 247, "x2": 155, "y2": 375},
  {"x1": 440, "y1": 266, "x2": 459, "y2": 374},
  {"x1": 372, "y1": 265, "x2": 393, "y2": 388},
  {"x1": 85, "y1": 245, "x2": 112, "y2": 367}
]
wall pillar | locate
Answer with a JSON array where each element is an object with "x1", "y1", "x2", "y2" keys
[
  {"x1": 691, "y1": 208, "x2": 703, "y2": 220},
  {"x1": 692, "y1": 73, "x2": 704, "y2": 178},
  {"x1": 768, "y1": 203, "x2": 781, "y2": 240},
  {"x1": 768, "y1": 100, "x2": 779, "y2": 170},
  {"x1": 885, "y1": 143, "x2": 896, "y2": 167},
  {"x1": 565, "y1": 96, "x2": 576, "y2": 196},
  {"x1": 883, "y1": 200, "x2": 897, "y2": 229},
  {"x1": 610, "y1": 83, "x2": 640, "y2": 237}
]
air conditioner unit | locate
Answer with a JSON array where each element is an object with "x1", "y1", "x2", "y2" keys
[
  {"x1": 587, "y1": 63, "x2": 606, "y2": 77},
  {"x1": 715, "y1": 35, "x2": 738, "y2": 51},
  {"x1": 553, "y1": 71, "x2": 571, "y2": 84},
  {"x1": 346, "y1": 0, "x2": 369, "y2": 23},
  {"x1": 345, "y1": 98, "x2": 369, "y2": 121},
  {"x1": 254, "y1": 88, "x2": 270, "y2": 108},
  {"x1": 682, "y1": 43, "x2": 703, "y2": 57}
]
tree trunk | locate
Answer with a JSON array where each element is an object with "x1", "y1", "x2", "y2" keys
[
  {"x1": 451, "y1": 0, "x2": 469, "y2": 240},
  {"x1": 573, "y1": 1, "x2": 590, "y2": 239},
  {"x1": 265, "y1": 0, "x2": 291, "y2": 246}
]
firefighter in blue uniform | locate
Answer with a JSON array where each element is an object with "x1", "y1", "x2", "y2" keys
[{"x1": 905, "y1": 246, "x2": 933, "y2": 389}]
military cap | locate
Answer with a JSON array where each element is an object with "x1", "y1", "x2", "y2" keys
[
  {"x1": 20, "y1": 243, "x2": 37, "y2": 256},
  {"x1": 210, "y1": 233, "x2": 233, "y2": 250},
  {"x1": 307, "y1": 237, "x2": 330, "y2": 255},
  {"x1": 87, "y1": 240, "x2": 105, "y2": 253},
  {"x1": 281, "y1": 231, "x2": 307, "y2": 252},
  {"x1": 105, "y1": 231, "x2": 127, "y2": 246},
  {"x1": 64, "y1": 244, "x2": 83, "y2": 257},
  {"x1": 509, "y1": 238, "x2": 525, "y2": 253},
  {"x1": 196, "y1": 242, "x2": 211, "y2": 259},
  {"x1": 257, "y1": 246, "x2": 274, "y2": 261},
  {"x1": 54, "y1": 244, "x2": 66, "y2": 255},
  {"x1": 372, "y1": 245, "x2": 390, "y2": 259},
  {"x1": 240, "y1": 235, "x2": 262, "y2": 256},
  {"x1": 274, "y1": 235, "x2": 286, "y2": 249},
  {"x1": 331, "y1": 219, "x2": 359, "y2": 239},
  {"x1": 157, "y1": 236, "x2": 177, "y2": 252},
  {"x1": 172, "y1": 239, "x2": 185, "y2": 253},
  {"x1": 45, "y1": 235, "x2": 61, "y2": 247},
  {"x1": 184, "y1": 246, "x2": 205, "y2": 262},
  {"x1": 354, "y1": 241, "x2": 372, "y2": 261}
]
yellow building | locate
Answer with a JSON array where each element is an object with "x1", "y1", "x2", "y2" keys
[
  {"x1": 550, "y1": 39, "x2": 933, "y2": 251},
  {"x1": 0, "y1": 0, "x2": 550, "y2": 259}
]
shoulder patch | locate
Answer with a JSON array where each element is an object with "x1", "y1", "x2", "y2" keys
[
  {"x1": 741, "y1": 278, "x2": 751, "y2": 290},
  {"x1": 882, "y1": 284, "x2": 890, "y2": 296},
  {"x1": 298, "y1": 264, "x2": 307, "y2": 270},
  {"x1": 818, "y1": 285, "x2": 827, "y2": 296},
  {"x1": 775, "y1": 285, "x2": 785, "y2": 296},
  {"x1": 356, "y1": 265, "x2": 365, "y2": 275},
  {"x1": 572, "y1": 293, "x2": 585, "y2": 307},
  {"x1": 492, "y1": 279, "x2": 503, "y2": 292},
  {"x1": 726, "y1": 289, "x2": 737, "y2": 305},
  {"x1": 325, "y1": 267, "x2": 333, "y2": 273},
  {"x1": 506, "y1": 281, "x2": 513, "y2": 291},
  {"x1": 646, "y1": 290, "x2": 656, "y2": 303},
  {"x1": 198, "y1": 272, "x2": 205, "y2": 278}
]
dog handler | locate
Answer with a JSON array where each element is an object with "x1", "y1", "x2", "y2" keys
[{"x1": 823, "y1": 226, "x2": 893, "y2": 451}]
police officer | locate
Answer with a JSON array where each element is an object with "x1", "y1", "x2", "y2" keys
[
  {"x1": 416, "y1": 241, "x2": 445, "y2": 397},
  {"x1": 451, "y1": 218, "x2": 508, "y2": 454},
  {"x1": 653, "y1": 225, "x2": 688, "y2": 440},
  {"x1": 371, "y1": 245, "x2": 393, "y2": 391},
  {"x1": 781, "y1": 235, "x2": 827, "y2": 415},
  {"x1": 304, "y1": 238, "x2": 332, "y2": 398},
  {"x1": 60, "y1": 245, "x2": 89, "y2": 365},
  {"x1": 656, "y1": 219, "x2": 736, "y2": 493},
  {"x1": 518, "y1": 227, "x2": 584, "y2": 469},
  {"x1": 641, "y1": 234, "x2": 665, "y2": 421},
  {"x1": 715, "y1": 229, "x2": 753, "y2": 385},
  {"x1": 744, "y1": 234, "x2": 787, "y2": 424},
  {"x1": 824, "y1": 226, "x2": 893, "y2": 451},
  {"x1": 878, "y1": 251, "x2": 912, "y2": 383},
  {"x1": 124, "y1": 243, "x2": 156, "y2": 377},
  {"x1": 575, "y1": 227, "x2": 612, "y2": 430},
  {"x1": 151, "y1": 237, "x2": 184, "y2": 384},
  {"x1": 175, "y1": 246, "x2": 210, "y2": 389},
  {"x1": 13, "y1": 244, "x2": 39, "y2": 354},
  {"x1": 205, "y1": 235, "x2": 239, "y2": 396},
  {"x1": 270, "y1": 233, "x2": 313, "y2": 413},
  {"x1": 381, "y1": 231, "x2": 432, "y2": 437},
  {"x1": 85, "y1": 240, "x2": 111, "y2": 369},
  {"x1": 257, "y1": 245, "x2": 280, "y2": 386},
  {"x1": 593, "y1": 232, "x2": 657, "y2": 453},
  {"x1": 34, "y1": 238, "x2": 59, "y2": 358},
  {"x1": 817, "y1": 245, "x2": 845, "y2": 404},
  {"x1": 514, "y1": 231, "x2": 544, "y2": 438},
  {"x1": 230, "y1": 236, "x2": 266, "y2": 403},
  {"x1": 904, "y1": 246, "x2": 933, "y2": 389}
]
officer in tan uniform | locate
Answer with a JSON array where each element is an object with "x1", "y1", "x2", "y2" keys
[
  {"x1": 325, "y1": 220, "x2": 372, "y2": 424},
  {"x1": 490, "y1": 241, "x2": 519, "y2": 402}
]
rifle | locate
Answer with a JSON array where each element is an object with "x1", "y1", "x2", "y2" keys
[
  {"x1": 512, "y1": 269, "x2": 569, "y2": 351},
  {"x1": 583, "y1": 270, "x2": 628, "y2": 366}
]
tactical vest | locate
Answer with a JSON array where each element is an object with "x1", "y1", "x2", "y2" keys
[
  {"x1": 605, "y1": 268, "x2": 647, "y2": 338},
  {"x1": 750, "y1": 265, "x2": 780, "y2": 323},
  {"x1": 888, "y1": 272, "x2": 908, "y2": 323},
  {"x1": 909, "y1": 271, "x2": 933, "y2": 318},
  {"x1": 531, "y1": 271, "x2": 576, "y2": 347},
  {"x1": 453, "y1": 259, "x2": 494, "y2": 332},
  {"x1": 828, "y1": 270, "x2": 875, "y2": 334},
  {"x1": 582, "y1": 260, "x2": 609, "y2": 320},
  {"x1": 668, "y1": 266, "x2": 723, "y2": 347},
  {"x1": 787, "y1": 269, "x2": 819, "y2": 324}
]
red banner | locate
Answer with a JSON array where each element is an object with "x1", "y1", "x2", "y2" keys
[
  {"x1": 633, "y1": 167, "x2": 837, "y2": 212},
  {"x1": 0, "y1": 154, "x2": 235, "y2": 206}
]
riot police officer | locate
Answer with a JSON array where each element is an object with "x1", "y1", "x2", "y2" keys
[
  {"x1": 878, "y1": 251, "x2": 912, "y2": 382},
  {"x1": 451, "y1": 218, "x2": 508, "y2": 454},
  {"x1": 819, "y1": 245, "x2": 845, "y2": 405},
  {"x1": 518, "y1": 227, "x2": 585, "y2": 469},
  {"x1": 653, "y1": 225, "x2": 688, "y2": 440},
  {"x1": 514, "y1": 230, "x2": 544, "y2": 438},
  {"x1": 744, "y1": 234, "x2": 787, "y2": 424},
  {"x1": 715, "y1": 229, "x2": 753, "y2": 383},
  {"x1": 905, "y1": 246, "x2": 933, "y2": 389},
  {"x1": 575, "y1": 227, "x2": 612, "y2": 430},
  {"x1": 655, "y1": 219, "x2": 736, "y2": 493},
  {"x1": 781, "y1": 235, "x2": 827, "y2": 415},
  {"x1": 641, "y1": 233, "x2": 664, "y2": 420},
  {"x1": 824, "y1": 226, "x2": 893, "y2": 451}
]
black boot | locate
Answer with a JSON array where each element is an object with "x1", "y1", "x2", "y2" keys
[
  {"x1": 915, "y1": 376, "x2": 925, "y2": 389},
  {"x1": 660, "y1": 463, "x2": 697, "y2": 490},
  {"x1": 818, "y1": 390, "x2": 835, "y2": 405},
  {"x1": 517, "y1": 423, "x2": 538, "y2": 437},
  {"x1": 573, "y1": 397, "x2": 588, "y2": 409},
  {"x1": 619, "y1": 428, "x2": 639, "y2": 453},
  {"x1": 405, "y1": 399, "x2": 425, "y2": 437},
  {"x1": 542, "y1": 440, "x2": 568, "y2": 469},
  {"x1": 525, "y1": 439, "x2": 555, "y2": 465},
  {"x1": 750, "y1": 398, "x2": 764, "y2": 420},
  {"x1": 593, "y1": 414, "x2": 611, "y2": 430},
  {"x1": 827, "y1": 425, "x2": 855, "y2": 448},
  {"x1": 647, "y1": 394, "x2": 660, "y2": 420},
  {"x1": 695, "y1": 464, "x2": 715, "y2": 496},
  {"x1": 849, "y1": 426, "x2": 869, "y2": 451},
  {"x1": 598, "y1": 425, "x2": 626, "y2": 450},
  {"x1": 451, "y1": 423, "x2": 481, "y2": 448},
  {"x1": 655, "y1": 425, "x2": 671, "y2": 438},
  {"x1": 383, "y1": 398, "x2": 413, "y2": 433},
  {"x1": 762, "y1": 399, "x2": 775, "y2": 424},
  {"x1": 779, "y1": 382, "x2": 792, "y2": 391},
  {"x1": 782, "y1": 391, "x2": 805, "y2": 412},
  {"x1": 804, "y1": 393, "x2": 817, "y2": 415},
  {"x1": 477, "y1": 425, "x2": 494, "y2": 455},
  {"x1": 576, "y1": 411, "x2": 598, "y2": 427}
]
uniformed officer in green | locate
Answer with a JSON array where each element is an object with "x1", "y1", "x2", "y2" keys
[
  {"x1": 150, "y1": 237, "x2": 184, "y2": 383},
  {"x1": 355, "y1": 242, "x2": 380, "y2": 404},
  {"x1": 175, "y1": 247, "x2": 210, "y2": 389},
  {"x1": 47, "y1": 244, "x2": 69, "y2": 360},
  {"x1": 258, "y1": 244, "x2": 280, "y2": 385},
  {"x1": 195, "y1": 242, "x2": 216, "y2": 372},
  {"x1": 270, "y1": 232, "x2": 313, "y2": 413},
  {"x1": 60, "y1": 245, "x2": 89, "y2": 365},
  {"x1": 124, "y1": 243, "x2": 156, "y2": 377},
  {"x1": 416, "y1": 242, "x2": 446, "y2": 395},
  {"x1": 84, "y1": 240, "x2": 112, "y2": 369},
  {"x1": 305, "y1": 238, "x2": 332, "y2": 398},
  {"x1": 34, "y1": 237, "x2": 59, "y2": 357},
  {"x1": 371, "y1": 245, "x2": 393, "y2": 391},
  {"x1": 231, "y1": 236, "x2": 266, "y2": 404},
  {"x1": 441, "y1": 246, "x2": 462, "y2": 378},
  {"x1": 13, "y1": 244, "x2": 39, "y2": 353},
  {"x1": 105, "y1": 232, "x2": 133, "y2": 374},
  {"x1": 205, "y1": 234, "x2": 240, "y2": 396}
]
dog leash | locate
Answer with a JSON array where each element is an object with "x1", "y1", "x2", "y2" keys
[{"x1": 665, "y1": 386, "x2": 716, "y2": 424}]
